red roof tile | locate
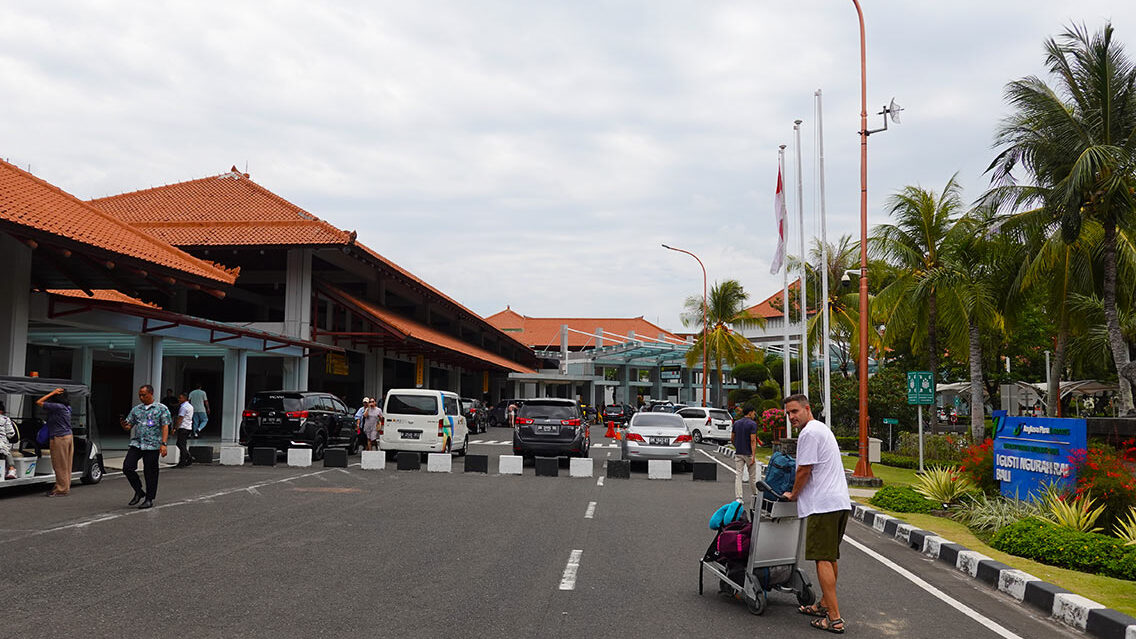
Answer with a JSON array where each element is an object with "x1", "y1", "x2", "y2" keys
[
  {"x1": 88, "y1": 169, "x2": 354, "y2": 247},
  {"x1": 745, "y1": 280, "x2": 802, "y2": 319},
  {"x1": 47, "y1": 289, "x2": 161, "y2": 308},
  {"x1": 484, "y1": 309, "x2": 686, "y2": 350},
  {"x1": 0, "y1": 160, "x2": 236, "y2": 284}
]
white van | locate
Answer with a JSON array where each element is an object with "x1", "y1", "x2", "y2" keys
[{"x1": 379, "y1": 389, "x2": 469, "y2": 456}]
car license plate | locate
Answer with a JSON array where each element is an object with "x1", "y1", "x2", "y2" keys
[
  {"x1": 538, "y1": 425, "x2": 559, "y2": 434},
  {"x1": 262, "y1": 417, "x2": 280, "y2": 425},
  {"x1": 650, "y1": 436, "x2": 670, "y2": 446},
  {"x1": 400, "y1": 431, "x2": 421, "y2": 440}
]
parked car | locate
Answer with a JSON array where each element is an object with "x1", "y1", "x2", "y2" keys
[
  {"x1": 241, "y1": 391, "x2": 360, "y2": 460},
  {"x1": 620, "y1": 411, "x2": 693, "y2": 470},
  {"x1": 601, "y1": 404, "x2": 635, "y2": 425},
  {"x1": 648, "y1": 402, "x2": 687, "y2": 413},
  {"x1": 677, "y1": 406, "x2": 733, "y2": 444},
  {"x1": 512, "y1": 398, "x2": 590, "y2": 459},
  {"x1": 488, "y1": 399, "x2": 525, "y2": 428},
  {"x1": 0, "y1": 375, "x2": 104, "y2": 489},
  {"x1": 379, "y1": 389, "x2": 469, "y2": 456},
  {"x1": 461, "y1": 398, "x2": 488, "y2": 434}
]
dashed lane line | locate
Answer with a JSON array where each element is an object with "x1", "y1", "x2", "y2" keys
[
  {"x1": 596, "y1": 476, "x2": 604, "y2": 486},
  {"x1": 559, "y1": 549, "x2": 583, "y2": 590},
  {"x1": 584, "y1": 501, "x2": 596, "y2": 519}
]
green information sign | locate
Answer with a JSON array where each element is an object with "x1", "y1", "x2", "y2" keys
[
  {"x1": 882, "y1": 417, "x2": 898, "y2": 425},
  {"x1": 907, "y1": 371, "x2": 935, "y2": 405}
]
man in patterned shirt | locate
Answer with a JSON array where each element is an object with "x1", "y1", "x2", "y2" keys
[{"x1": 119, "y1": 384, "x2": 171, "y2": 509}]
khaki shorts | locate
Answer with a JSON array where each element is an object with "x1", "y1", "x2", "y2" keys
[{"x1": 804, "y1": 509, "x2": 850, "y2": 561}]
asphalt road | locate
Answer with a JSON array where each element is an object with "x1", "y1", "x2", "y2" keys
[{"x1": 0, "y1": 426, "x2": 1081, "y2": 638}]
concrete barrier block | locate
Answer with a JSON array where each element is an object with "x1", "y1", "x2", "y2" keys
[
  {"x1": 938, "y1": 543, "x2": 965, "y2": 567},
  {"x1": 534, "y1": 457, "x2": 559, "y2": 477},
  {"x1": 607, "y1": 459, "x2": 630, "y2": 479},
  {"x1": 872, "y1": 513, "x2": 896, "y2": 533},
  {"x1": 1086, "y1": 609, "x2": 1136, "y2": 639},
  {"x1": 569, "y1": 457, "x2": 593, "y2": 477},
  {"x1": 895, "y1": 523, "x2": 915, "y2": 545},
  {"x1": 323, "y1": 448, "x2": 348, "y2": 468},
  {"x1": 251, "y1": 447, "x2": 276, "y2": 466},
  {"x1": 997, "y1": 569, "x2": 1039, "y2": 601},
  {"x1": 397, "y1": 452, "x2": 421, "y2": 471},
  {"x1": 360, "y1": 450, "x2": 385, "y2": 470},
  {"x1": 648, "y1": 459, "x2": 672, "y2": 479},
  {"x1": 955, "y1": 550, "x2": 991, "y2": 577},
  {"x1": 463, "y1": 454, "x2": 489, "y2": 473},
  {"x1": 189, "y1": 446, "x2": 214, "y2": 464},
  {"x1": 1053, "y1": 593, "x2": 1105, "y2": 631},
  {"x1": 427, "y1": 453, "x2": 452, "y2": 472},
  {"x1": 287, "y1": 448, "x2": 313, "y2": 468},
  {"x1": 219, "y1": 447, "x2": 244, "y2": 466},
  {"x1": 164, "y1": 446, "x2": 180, "y2": 466},
  {"x1": 498, "y1": 455, "x2": 523, "y2": 475},
  {"x1": 1024, "y1": 581, "x2": 1070, "y2": 616},
  {"x1": 692, "y1": 462, "x2": 717, "y2": 481},
  {"x1": 921, "y1": 535, "x2": 947, "y2": 559}
]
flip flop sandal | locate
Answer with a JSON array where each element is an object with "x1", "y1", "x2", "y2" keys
[
  {"x1": 810, "y1": 616, "x2": 845, "y2": 634},
  {"x1": 798, "y1": 603, "x2": 828, "y2": 617}
]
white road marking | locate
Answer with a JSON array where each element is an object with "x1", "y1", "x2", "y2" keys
[
  {"x1": 584, "y1": 501, "x2": 596, "y2": 519},
  {"x1": 246, "y1": 487, "x2": 261, "y2": 496},
  {"x1": 843, "y1": 537, "x2": 1024, "y2": 639},
  {"x1": 559, "y1": 549, "x2": 583, "y2": 590},
  {"x1": 596, "y1": 476, "x2": 604, "y2": 487},
  {"x1": 697, "y1": 448, "x2": 736, "y2": 474}
]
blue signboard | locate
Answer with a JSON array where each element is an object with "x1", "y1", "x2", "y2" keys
[{"x1": 994, "y1": 416, "x2": 1086, "y2": 501}]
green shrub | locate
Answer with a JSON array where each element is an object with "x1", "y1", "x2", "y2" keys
[
  {"x1": 953, "y1": 493, "x2": 1040, "y2": 533},
  {"x1": 1038, "y1": 484, "x2": 1107, "y2": 533},
  {"x1": 758, "y1": 379, "x2": 781, "y2": 400},
  {"x1": 896, "y1": 432, "x2": 967, "y2": 463},
  {"x1": 728, "y1": 389, "x2": 757, "y2": 405},
  {"x1": 870, "y1": 485, "x2": 937, "y2": 513},
  {"x1": 990, "y1": 517, "x2": 1136, "y2": 581},
  {"x1": 914, "y1": 466, "x2": 974, "y2": 505},
  {"x1": 836, "y1": 436, "x2": 858, "y2": 451},
  {"x1": 760, "y1": 399, "x2": 782, "y2": 412},
  {"x1": 879, "y1": 452, "x2": 919, "y2": 469}
]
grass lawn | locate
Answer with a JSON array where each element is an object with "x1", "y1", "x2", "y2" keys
[
  {"x1": 858, "y1": 500, "x2": 1136, "y2": 616},
  {"x1": 841, "y1": 456, "x2": 920, "y2": 487}
]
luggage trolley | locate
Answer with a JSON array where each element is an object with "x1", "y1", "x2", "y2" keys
[{"x1": 698, "y1": 481, "x2": 815, "y2": 615}]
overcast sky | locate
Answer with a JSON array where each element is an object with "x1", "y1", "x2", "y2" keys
[{"x1": 3, "y1": 1, "x2": 1133, "y2": 332}]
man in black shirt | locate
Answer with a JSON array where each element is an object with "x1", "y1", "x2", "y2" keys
[{"x1": 730, "y1": 407, "x2": 763, "y2": 502}]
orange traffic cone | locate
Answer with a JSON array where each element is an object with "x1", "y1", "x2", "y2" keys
[
  {"x1": 615, "y1": 428, "x2": 622, "y2": 441},
  {"x1": 605, "y1": 421, "x2": 615, "y2": 438}
]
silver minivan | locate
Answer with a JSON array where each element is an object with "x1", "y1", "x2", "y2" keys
[{"x1": 379, "y1": 389, "x2": 469, "y2": 456}]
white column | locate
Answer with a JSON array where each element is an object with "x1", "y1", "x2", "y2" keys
[
  {"x1": 0, "y1": 235, "x2": 30, "y2": 415},
  {"x1": 132, "y1": 336, "x2": 164, "y2": 394},
  {"x1": 222, "y1": 349, "x2": 248, "y2": 443},
  {"x1": 70, "y1": 347, "x2": 94, "y2": 388},
  {"x1": 364, "y1": 349, "x2": 385, "y2": 401},
  {"x1": 282, "y1": 356, "x2": 308, "y2": 391},
  {"x1": 283, "y1": 248, "x2": 313, "y2": 339}
]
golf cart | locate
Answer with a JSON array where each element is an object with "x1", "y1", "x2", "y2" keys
[{"x1": 0, "y1": 375, "x2": 105, "y2": 490}]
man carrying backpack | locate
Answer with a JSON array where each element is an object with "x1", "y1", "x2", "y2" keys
[
  {"x1": 730, "y1": 407, "x2": 763, "y2": 503},
  {"x1": 782, "y1": 394, "x2": 850, "y2": 634}
]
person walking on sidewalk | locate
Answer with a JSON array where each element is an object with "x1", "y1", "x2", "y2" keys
[
  {"x1": 730, "y1": 407, "x2": 763, "y2": 503},
  {"x1": 187, "y1": 383, "x2": 209, "y2": 438},
  {"x1": 1, "y1": 402, "x2": 18, "y2": 480},
  {"x1": 119, "y1": 384, "x2": 171, "y2": 509},
  {"x1": 36, "y1": 388, "x2": 73, "y2": 497},
  {"x1": 781, "y1": 394, "x2": 850, "y2": 634},
  {"x1": 174, "y1": 391, "x2": 194, "y2": 468},
  {"x1": 360, "y1": 398, "x2": 382, "y2": 451}
]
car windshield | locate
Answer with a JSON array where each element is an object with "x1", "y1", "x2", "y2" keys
[
  {"x1": 604, "y1": 406, "x2": 624, "y2": 414},
  {"x1": 519, "y1": 403, "x2": 575, "y2": 419},
  {"x1": 709, "y1": 410, "x2": 731, "y2": 420},
  {"x1": 250, "y1": 394, "x2": 303, "y2": 412},
  {"x1": 386, "y1": 394, "x2": 438, "y2": 415},
  {"x1": 632, "y1": 413, "x2": 685, "y2": 428}
]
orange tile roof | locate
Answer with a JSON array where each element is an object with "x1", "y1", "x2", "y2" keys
[
  {"x1": 484, "y1": 309, "x2": 687, "y2": 350},
  {"x1": 88, "y1": 168, "x2": 354, "y2": 247},
  {"x1": 745, "y1": 280, "x2": 802, "y2": 319},
  {"x1": 47, "y1": 289, "x2": 161, "y2": 309},
  {"x1": 324, "y1": 286, "x2": 535, "y2": 374},
  {"x1": 0, "y1": 160, "x2": 237, "y2": 285}
]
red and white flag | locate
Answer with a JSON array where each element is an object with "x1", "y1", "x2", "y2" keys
[{"x1": 770, "y1": 164, "x2": 787, "y2": 274}]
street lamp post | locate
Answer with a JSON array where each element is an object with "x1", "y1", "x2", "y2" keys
[
  {"x1": 852, "y1": 0, "x2": 874, "y2": 478},
  {"x1": 663, "y1": 244, "x2": 709, "y2": 407}
]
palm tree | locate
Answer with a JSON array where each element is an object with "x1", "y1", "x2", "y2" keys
[
  {"x1": 988, "y1": 23, "x2": 1136, "y2": 413},
  {"x1": 683, "y1": 280, "x2": 763, "y2": 406},
  {"x1": 871, "y1": 175, "x2": 966, "y2": 383}
]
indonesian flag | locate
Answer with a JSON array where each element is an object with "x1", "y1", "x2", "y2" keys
[{"x1": 770, "y1": 164, "x2": 787, "y2": 274}]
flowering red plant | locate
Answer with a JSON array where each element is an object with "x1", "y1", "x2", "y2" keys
[
  {"x1": 1069, "y1": 439, "x2": 1136, "y2": 531},
  {"x1": 958, "y1": 438, "x2": 998, "y2": 495}
]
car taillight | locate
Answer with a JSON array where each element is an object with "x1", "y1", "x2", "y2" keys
[
  {"x1": 674, "y1": 434, "x2": 692, "y2": 444},
  {"x1": 438, "y1": 419, "x2": 445, "y2": 436},
  {"x1": 286, "y1": 410, "x2": 308, "y2": 419},
  {"x1": 242, "y1": 410, "x2": 258, "y2": 418},
  {"x1": 626, "y1": 432, "x2": 645, "y2": 442},
  {"x1": 561, "y1": 419, "x2": 581, "y2": 426},
  {"x1": 516, "y1": 418, "x2": 534, "y2": 425},
  {"x1": 705, "y1": 416, "x2": 712, "y2": 426}
]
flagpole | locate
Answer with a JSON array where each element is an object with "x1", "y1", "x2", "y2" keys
[
  {"x1": 779, "y1": 145, "x2": 791, "y2": 438},
  {"x1": 816, "y1": 90, "x2": 832, "y2": 423},
  {"x1": 794, "y1": 120, "x2": 809, "y2": 400}
]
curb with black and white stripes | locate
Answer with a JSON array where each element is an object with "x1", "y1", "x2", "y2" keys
[
  {"x1": 850, "y1": 502, "x2": 1136, "y2": 639},
  {"x1": 715, "y1": 445, "x2": 735, "y2": 457}
]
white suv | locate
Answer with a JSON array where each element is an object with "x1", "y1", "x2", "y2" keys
[{"x1": 677, "y1": 407, "x2": 733, "y2": 443}]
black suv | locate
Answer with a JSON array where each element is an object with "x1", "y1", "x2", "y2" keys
[
  {"x1": 240, "y1": 391, "x2": 360, "y2": 460},
  {"x1": 601, "y1": 403, "x2": 635, "y2": 425},
  {"x1": 512, "y1": 398, "x2": 590, "y2": 458}
]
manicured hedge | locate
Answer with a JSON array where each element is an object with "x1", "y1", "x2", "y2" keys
[
  {"x1": 879, "y1": 452, "x2": 920, "y2": 469},
  {"x1": 990, "y1": 518, "x2": 1136, "y2": 581},
  {"x1": 869, "y1": 485, "x2": 938, "y2": 514},
  {"x1": 836, "y1": 436, "x2": 858, "y2": 451}
]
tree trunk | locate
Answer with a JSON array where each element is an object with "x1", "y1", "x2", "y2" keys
[
  {"x1": 1101, "y1": 222, "x2": 1135, "y2": 414},
  {"x1": 714, "y1": 356, "x2": 723, "y2": 408},
  {"x1": 1047, "y1": 311, "x2": 1068, "y2": 417},
  {"x1": 968, "y1": 318, "x2": 985, "y2": 441}
]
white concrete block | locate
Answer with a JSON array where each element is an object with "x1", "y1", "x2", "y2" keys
[
  {"x1": 872, "y1": 514, "x2": 896, "y2": 533},
  {"x1": 955, "y1": 550, "x2": 992, "y2": 577},
  {"x1": 648, "y1": 459, "x2": 672, "y2": 479},
  {"x1": 997, "y1": 569, "x2": 1040, "y2": 602},
  {"x1": 852, "y1": 505, "x2": 867, "y2": 521},
  {"x1": 569, "y1": 457, "x2": 593, "y2": 477},
  {"x1": 220, "y1": 447, "x2": 245, "y2": 466},
  {"x1": 895, "y1": 523, "x2": 915, "y2": 545},
  {"x1": 427, "y1": 453, "x2": 452, "y2": 472},
  {"x1": 922, "y1": 536, "x2": 948, "y2": 559},
  {"x1": 498, "y1": 455, "x2": 523, "y2": 475},
  {"x1": 1126, "y1": 624, "x2": 1136, "y2": 639},
  {"x1": 1052, "y1": 593, "x2": 1106, "y2": 631},
  {"x1": 287, "y1": 448, "x2": 312, "y2": 468},
  {"x1": 360, "y1": 450, "x2": 385, "y2": 470},
  {"x1": 164, "y1": 446, "x2": 180, "y2": 466}
]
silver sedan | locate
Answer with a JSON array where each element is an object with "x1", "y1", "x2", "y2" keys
[{"x1": 620, "y1": 412, "x2": 693, "y2": 470}]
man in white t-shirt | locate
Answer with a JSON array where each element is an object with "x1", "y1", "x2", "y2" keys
[
  {"x1": 782, "y1": 394, "x2": 850, "y2": 634},
  {"x1": 187, "y1": 384, "x2": 209, "y2": 438},
  {"x1": 174, "y1": 392, "x2": 194, "y2": 468}
]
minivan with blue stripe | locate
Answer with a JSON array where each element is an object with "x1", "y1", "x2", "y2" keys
[{"x1": 379, "y1": 389, "x2": 469, "y2": 457}]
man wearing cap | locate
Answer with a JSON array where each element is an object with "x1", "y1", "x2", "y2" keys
[{"x1": 355, "y1": 398, "x2": 370, "y2": 442}]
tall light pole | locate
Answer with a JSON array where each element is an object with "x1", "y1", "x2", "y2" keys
[
  {"x1": 852, "y1": 0, "x2": 873, "y2": 479},
  {"x1": 663, "y1": 244, "x2": 709, "y2": 407}
]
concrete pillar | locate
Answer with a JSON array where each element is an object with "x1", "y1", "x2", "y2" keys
[
  {"x1": 620, "y1": 365, "x2": 630, "y2": 406},
  {"x1": 594, "y1": 328, "x2": 603, "y2": 348},
  {"x1": 283, "y1": 248, "x2": 313, "y2": 339},
  {"x1": 0, "y1": 235, "x2": 30, "y2": 415},
  {"x1": 652, "y1": 365, "x2": 663, "y2": 400},
  {"x1": 364, "y1": 349, "x2": 385, "y2": 402},
  {"x1": 70, "y1": 347, "x2": 93, "y2": 388},
  {"x1": 451, "y1": 367, "x2": 462, "y2": 393},
  {"x1": 681, "y1": 367, "x2": 693, "y2": 405},
  {"x1": 222, "y1": 349, "x2": 248, "y2": 443},
  {"x1": 560, "y1": 324, "x2": 569, "y2": 374},
  {"x1": 132, "y1": 336, "x2": 164, "y2": 395}
]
